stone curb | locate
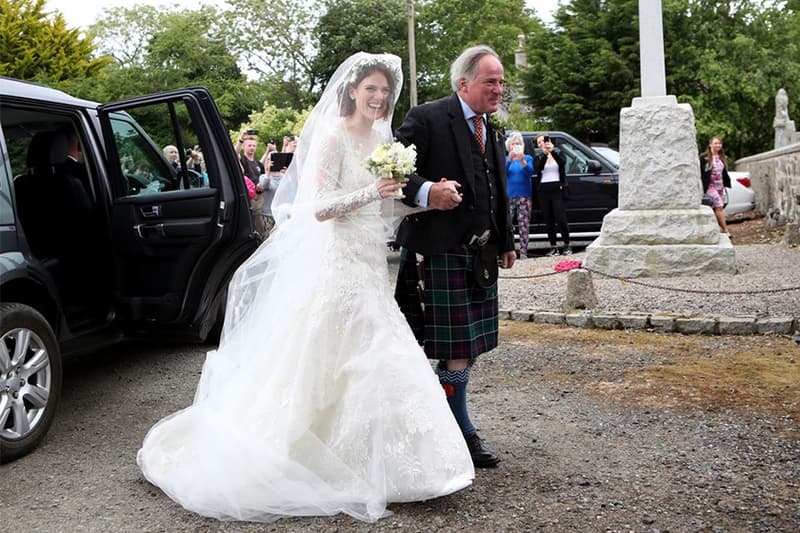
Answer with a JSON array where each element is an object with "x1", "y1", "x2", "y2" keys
[{"x1": 499, "y1": 308, "x2": 799, "y2": 336}]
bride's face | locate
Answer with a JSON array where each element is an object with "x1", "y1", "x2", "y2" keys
[{"x1": 349, "y1": 71, "x2": 391, "y2": 121}]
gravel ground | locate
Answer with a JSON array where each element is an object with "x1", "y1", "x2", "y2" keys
[
  {"x1": 2, "y1": 327, "x2": 797, "y2": 533},
  {"x1": 3, "y1": 219, "x2": 798, "y2": 533},
  {"x1": 498, "y1": 244, "x2": 800, "y2": 320}
]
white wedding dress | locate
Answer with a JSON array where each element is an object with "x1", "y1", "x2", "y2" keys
[{"x1": 137, "y1": 125, "x2": 474, "y2": 523}]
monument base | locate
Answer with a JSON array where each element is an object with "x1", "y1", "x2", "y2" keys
[
  {"x1": 584, "y1": 213, "x2": 735, "y2": 278},
  {"x1": 584, "y1": 95, "x2": 736, "y2": 278}
]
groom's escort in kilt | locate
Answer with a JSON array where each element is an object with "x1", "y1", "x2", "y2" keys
[{"x1": 394, "y1": 93, "x2": 515, "y2": 361}]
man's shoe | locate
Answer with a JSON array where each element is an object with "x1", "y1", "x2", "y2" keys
[
  {"x1": 465, "y1": 433, "x2": 500, "y2": 468},
  {"x1": 562, "y1": 246, "x2": 573, "y2": 255},
  {"x1": 546, "y1": 247, "x2": 559, "y2": 257}
]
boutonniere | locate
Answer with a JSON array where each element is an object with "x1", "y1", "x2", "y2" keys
[{"x1": 487, "y1": 114, "x2": 505, "y2": 143}]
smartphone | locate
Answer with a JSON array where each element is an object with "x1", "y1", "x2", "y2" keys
[
  {"x1": 512, "y1": 145, "x2": 524, "y2": 155},
  {"x1": 245, "y1": 129, "x2": 259, "y2": 136}
]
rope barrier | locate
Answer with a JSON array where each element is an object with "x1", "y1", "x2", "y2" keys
[{"x1": 499, "y1": 264, "x2": 800, "y2": 295}]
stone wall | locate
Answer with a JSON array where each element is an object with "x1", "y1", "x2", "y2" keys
[{"x1": 735, "y1": 143, "x2": 800, "y2": 227}]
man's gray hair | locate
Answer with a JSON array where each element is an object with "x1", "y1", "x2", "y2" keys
[{"x1": 450, "y1": 45, "x2": 501, "y2": 93}]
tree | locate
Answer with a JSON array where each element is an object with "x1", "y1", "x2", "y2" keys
[
  {"x1": 313, "y1": 0, "x2": 409, "y2": 122},
  {"x1": 520, "y1": 0, "x2": 800, "y2": 158},
  {"x1": 415, "y1": 0, "x2": 538, "y2": 102},
  {"x1": 71, "y1": 5, "x2": 262, "y2": 130},
  {"x1": 0, "y1": 0, "x2": 111, "y2": 82},
  {"x1": 224, "y1": 0, "x2": 323, "y2": 109}
]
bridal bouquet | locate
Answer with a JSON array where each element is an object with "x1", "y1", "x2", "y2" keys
[{"x1": 365, "y1": 141, "x2": 416, "y2": 182}]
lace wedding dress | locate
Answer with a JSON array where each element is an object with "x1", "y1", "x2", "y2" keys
[{"x1": 136, "y1": 124, "x2": 474, "y2": 523}]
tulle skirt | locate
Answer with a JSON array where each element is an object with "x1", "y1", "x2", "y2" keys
[{"x1": 137, "y1": 228, "x2": 474, "y2": 523}]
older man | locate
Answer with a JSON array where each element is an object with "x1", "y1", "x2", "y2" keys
[{"x1": 394, "y1": 45, "x2": 515, "y2": 468}]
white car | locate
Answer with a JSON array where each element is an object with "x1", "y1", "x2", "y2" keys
[{"x1": 726, "y1": 171, "x2": 756, "y2": 217}]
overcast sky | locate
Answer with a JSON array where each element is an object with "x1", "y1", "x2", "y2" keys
[{"x1": 46, "y1": 0, "x2": 561, "y2": 31}]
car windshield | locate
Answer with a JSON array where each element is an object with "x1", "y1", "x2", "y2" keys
[{"x1": 592, "y1": 146, "x2": 620, "y2": 168}]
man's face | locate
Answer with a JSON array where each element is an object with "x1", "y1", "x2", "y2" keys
[
  {"x1": 243, "y1": 139, "x2": 257, "y2": 158},
  {"x1": 458, "y1": 55, "x2": 505, "y2": 114},
  {"x1": 163, "y1": 145, "x2": 179, "y2": 163}
]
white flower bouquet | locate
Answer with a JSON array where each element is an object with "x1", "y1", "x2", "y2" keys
[{"x1": 365, "y1": 141, "x2": 416, "y2": 182}]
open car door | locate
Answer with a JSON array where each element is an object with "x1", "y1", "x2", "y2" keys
[{"x1": 97, "y1": 88, "x2": 258, "y2": 340}]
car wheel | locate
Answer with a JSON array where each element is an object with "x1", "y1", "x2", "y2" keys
[{"x1": 0, "y1": 302, "x2": 62, "y2": 463}]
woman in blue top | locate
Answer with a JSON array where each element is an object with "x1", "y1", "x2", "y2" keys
[{"x1": 505, "y1": 132, "x2": 534, "y2": 258}]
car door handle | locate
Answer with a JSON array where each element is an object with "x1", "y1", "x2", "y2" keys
[
  {"x1": 134, "y1": 223, "x2": 166, "y2": 239},
  {"x1": 140, "y1": 205, "x2": 161, "y2": 218}
]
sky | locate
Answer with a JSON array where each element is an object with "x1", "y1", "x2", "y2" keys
[{"x1": 46, "y1": 0, "x2": 561, "y2": 32}]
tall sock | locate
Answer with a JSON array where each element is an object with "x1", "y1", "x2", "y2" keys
[{"x1": 436, "y1": 363, "x2": 476, "y2": 436}]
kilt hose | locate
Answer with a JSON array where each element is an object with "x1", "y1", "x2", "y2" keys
[{"x1": 394, "y1": 247, "x2": 499, "y2": 361}]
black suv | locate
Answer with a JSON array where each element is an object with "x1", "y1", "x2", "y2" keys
[
  {"x1": 0, "y1": 77, "x2": 260, "y2": 462},
  {"x1": 510, "y1": 131, "x2": 619, "y2": 242}
]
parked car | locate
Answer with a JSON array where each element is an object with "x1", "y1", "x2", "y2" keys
[
  {"x1": 510, "y1": 131, "x2": 620, "y2": 243},
  {"x1": 590, "y1": 145, "x2": 620, "y2": 168},
  {"x1": 725, "y1": 171, "x2": 756, "y2": 217},
  {"x1": 0, "y1": 76, "x2": 260, "y2": 463}
]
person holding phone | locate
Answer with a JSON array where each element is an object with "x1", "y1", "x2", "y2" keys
[
  {"x1": 533, "y1": 134, "x2": 571, "y2": 256},
  {"x1": 505, "y1": 132, "x2": 534, "y2": 258}
]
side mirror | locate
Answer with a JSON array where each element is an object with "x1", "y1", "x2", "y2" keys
[{"x1": 587, "y1": 159, "x2": 603, "y2": 174}]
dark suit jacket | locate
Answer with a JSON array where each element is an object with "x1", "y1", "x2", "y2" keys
[{"x1": 394, "y1": 94, "x2": 514, "y2": 256}]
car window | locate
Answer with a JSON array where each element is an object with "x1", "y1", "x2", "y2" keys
[
  {"x1": 108, "y1": 99, "x2": 210, "y2": 198},
  {"x1": 551, "y1": 138, "x2": 591, "y2": 175}
]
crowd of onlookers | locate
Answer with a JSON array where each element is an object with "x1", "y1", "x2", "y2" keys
[{"x1": 234, "y1": 133, "x2": 298, "y2": 238}]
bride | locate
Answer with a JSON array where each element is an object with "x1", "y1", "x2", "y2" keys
[{"x1": 136, "y1": 52, "x2": 474, "y2": 523}]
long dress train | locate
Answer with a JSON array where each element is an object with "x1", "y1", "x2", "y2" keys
[{"x1": 136, "y1": 127, "x2": 474, "y2": 523}]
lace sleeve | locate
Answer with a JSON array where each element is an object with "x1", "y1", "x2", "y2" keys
[{"x1": 313, "y1": 133, "x2": 381, "y2": 221}]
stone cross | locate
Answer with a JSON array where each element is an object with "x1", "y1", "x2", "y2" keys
[
  {"x1": 583, "y1": 0, "x2": 735, "y2": 277},
  {"x1": 638, "y1": 0, "x2": 667, "y2": 97}
]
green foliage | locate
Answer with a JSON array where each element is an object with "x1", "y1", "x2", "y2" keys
[
  {"x1": 0, "y1": 0, "x2": 111, "y2": 82},
  {"x1": 521, "y1": 0, "x2": 800, "y2": 158},
  {"x1": 234, "y1": 103, "x2": 313, "y2": 158},
  {"x1": 313, "y1": 0, "x2": 409, "y2": 123},
  {"x1": 69, "y1": 5, "x2": 262, "y2": 131},
  {"x1": 416, "y1": 0, "x2": 538, "y2": 102},
  {"x1": 224, "y1": 0, "x2": 323, "y2": 109}
]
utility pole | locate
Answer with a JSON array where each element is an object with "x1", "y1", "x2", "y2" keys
[{"x1": 407, "y1": 0, "x2": 417, "y2": 107}]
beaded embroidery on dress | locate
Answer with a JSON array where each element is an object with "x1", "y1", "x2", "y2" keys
[{"x1": 136, "y1": 52, "x2": 473, "y2": 524}]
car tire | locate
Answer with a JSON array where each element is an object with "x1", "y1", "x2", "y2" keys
[{"x1": 0, "y1": 302, "x2": 62, "y2": 464}]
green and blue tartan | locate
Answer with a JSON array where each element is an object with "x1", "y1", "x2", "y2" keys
[{"x1": 395, "y1": 247, "x2": 499, "y2": 360}]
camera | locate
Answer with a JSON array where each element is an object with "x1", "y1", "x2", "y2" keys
[{"x1": 245, "y1": 129, "x2": 259, "y2": 136}]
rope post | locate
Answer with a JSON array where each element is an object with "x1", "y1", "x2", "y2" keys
[{"x1": 563, "y1": 268, "x2": 597, "y2": 311}]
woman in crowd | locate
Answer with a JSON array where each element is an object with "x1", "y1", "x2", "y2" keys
[
  {"x1": 505, "y1": 132, "x2": 534, "y2": 258},
  {"x1": 700, "y1": 136, "x2": 732, "y2": 236},
  {"x1": 533, "y1": 134, "x2": 571, "y2": 256}
]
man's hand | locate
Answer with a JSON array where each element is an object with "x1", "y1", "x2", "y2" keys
[
  {"x1": 428, "y1": 178, "x2": 462, "y2": 210},
  {"x1": 499, "y1": 250, "x2": 516, "y2": 269}
]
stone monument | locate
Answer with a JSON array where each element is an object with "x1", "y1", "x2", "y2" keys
[
  {"x1": 584, "y1": 0, "x2": 735, "y2": 277},
  {"x1": 773, "y1": 88, "x2": 799, "y2": 149}
]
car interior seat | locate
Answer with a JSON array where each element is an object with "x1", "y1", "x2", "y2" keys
[{"x1": 13, "y1": 130, "x2": 69, "y2": 259}]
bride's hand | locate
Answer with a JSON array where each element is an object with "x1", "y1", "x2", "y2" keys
[{"x1": 376, "y1": 177, "x2": 404, "y2": 199}]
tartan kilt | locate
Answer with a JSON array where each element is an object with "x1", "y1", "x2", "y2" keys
[{"x1": 394, "y1": 247, "x2": 499, "y2": 360}]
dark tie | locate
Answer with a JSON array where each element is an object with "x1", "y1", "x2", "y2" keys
[{"x1": 472, "y1": 115, "x2": 485, "y2": 154}]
